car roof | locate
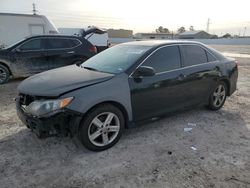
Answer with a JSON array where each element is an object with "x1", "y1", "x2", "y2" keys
[
  {"x1": 121, "y1": 40, "x2": 204, "y2": 47},
  {"x1": 26, "y1": 34, "x2": 82, "y2": 39}
]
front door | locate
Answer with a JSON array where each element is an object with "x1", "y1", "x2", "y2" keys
[
  {"x1": 129, "y1": 45, "x2": 188, "y2": 121},
  {"x1": 12, "y1": 38, "x2": 49, "y2": 75}
]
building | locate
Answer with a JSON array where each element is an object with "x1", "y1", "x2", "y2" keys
[
  {"x1": 107, "y1": 29, "x2": 133, "y2": 38},
  {"x1": 134, "y1": 32, "x2": 174, "y2": 39},
  {"x1": 0, "y1": 13, "x2": 58, "y2": 47},
  {"x1": 178, "y1": 30, "x2": 213, "y2": 39}
]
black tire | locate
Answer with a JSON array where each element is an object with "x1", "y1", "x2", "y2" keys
[
  {"x1": 0, "y1": 64, "x2": 10, "y2": 84},
  {"x1": 78, "y1": 104, "x2": 125, "y2": 151},
  {"x1": 207, "y1": 81, "x2": 228, "y2": 111}
]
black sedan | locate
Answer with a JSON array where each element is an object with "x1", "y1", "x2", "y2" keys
[
  {"x1": 0, "y1": 35, "x2": 97, "y2": 84},
  {"x1": 16, "y1": 40, "x2": 238, "y2": 151}
]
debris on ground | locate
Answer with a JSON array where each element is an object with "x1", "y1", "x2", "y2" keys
[
  {"x1": 184, "y1": 127, "x2": 193, "y2": 132},
  {"x1": 191, "y1": 146, "x2": 197, "y2": 151}
]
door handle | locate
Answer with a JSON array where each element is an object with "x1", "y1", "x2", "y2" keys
[
  {"x1": 67, "y1": 51, "x2": 75, "y2": 54},
  {"x1": 178, "y1": 74, "x2": 186, "y2": 81}
]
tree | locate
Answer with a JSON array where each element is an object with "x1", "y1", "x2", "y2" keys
[
  {"x1": 163, "y1": 28, "x2": 170, "y2": 34},
  {"x1": 156, "y1": 26, "x2": 170, "y2": 33},
  {"x1": 177, "y1": 26, "x2": 186, "y2": 33},
  {"x1": 189, "y1": 25, "x2": 194, "y2": 31}
]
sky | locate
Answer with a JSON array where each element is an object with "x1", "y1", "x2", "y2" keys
[{"x1": 1, "y1": 0, "x2": 250, "y2": 36}]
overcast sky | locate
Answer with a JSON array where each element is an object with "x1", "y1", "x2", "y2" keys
[{"x1": 1, "y1": 0, "x2": 250, "y2": 36}]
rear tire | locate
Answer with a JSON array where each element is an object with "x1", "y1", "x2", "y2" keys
[
  {"x1": 0, "y1": 64, "x2": 10, "y2": 84},
  {"x1": 78, "y1": 104, "x2": 124, "y2": 151},
  {"x1": 207, "y1": 81, "x2": 227, "y2": 111}
]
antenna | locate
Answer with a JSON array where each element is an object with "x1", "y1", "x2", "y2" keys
[
  {"x1": 32, "y1": 3, "x2": 37, "y2": 15},
  {"x1": 206, "y1": 18, "x2": 210, "y2": 33}
]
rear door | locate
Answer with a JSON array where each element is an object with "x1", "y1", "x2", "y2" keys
[
  {"x1": 179, "y1": 44, "x2": 218, "y2": 105},
  {"x1": 12, "y1": 38, "x2": 48, "y2": 75},
  {"x1": 129, "y1": 45, "x2": 188, "y2": 121},
  {"x1": 45, "y1": 37, "x2": 81, "y2": 69}
]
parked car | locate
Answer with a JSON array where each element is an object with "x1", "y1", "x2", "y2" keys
[
  {"x1": 16, "y1": 40, "x2": 238, "y2": 151},
  {"x1": 58, "y1": 26, "x2": 109, "y2": 52},
  {"x1": 0, "y1": 34, "x2": 97, "y2": 84}
]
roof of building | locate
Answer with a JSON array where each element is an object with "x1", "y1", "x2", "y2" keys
[
  {"x1": 137, "y1": 33, "x2": 172, "y2": 35},
  {"x1": 0, "y1": 12, "x2": 43, "y2": 18},
  {"x1": 179, "y1": 30, "x2": 206, "y2": 36}
]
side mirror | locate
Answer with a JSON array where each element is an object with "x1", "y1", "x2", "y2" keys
[
  {"x1": 133, "y1": 66, "x2": 155, "y2": 77},
  {"x1": 13, "y1": 48, "x2": 21, "y2": 53}
]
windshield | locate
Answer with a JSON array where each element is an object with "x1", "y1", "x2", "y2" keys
[{"x1": 81, "y1": 44, "x2": 151, "y2": 74}]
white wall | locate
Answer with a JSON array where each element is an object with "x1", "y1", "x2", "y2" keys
[{"x1": 0, "y1": 14, "x2": 58, "y2": 47}]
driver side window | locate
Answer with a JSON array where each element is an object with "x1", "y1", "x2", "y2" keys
[
  {"x1": 19, "y1": 39, "x2": 43, "y2": 51},
  {"x1": 143, "y1": 46, "x2": 181, "y2": 73}
]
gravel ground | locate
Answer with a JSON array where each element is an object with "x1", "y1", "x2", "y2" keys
[{"x1": 0, "y1": 45, "x2": 250, "y2": 188}]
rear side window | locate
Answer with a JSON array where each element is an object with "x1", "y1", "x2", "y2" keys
[
  {"x1": 19, "y1": 39, "x2": 43, "y2": 51},
  {"x1": 46, "y1": 38, "x2": 74, "y2": 49},
  {"x1": 181, "y1": 45, "x2": 207, "y2": 66},
  {"x1": 143, "y1": 46, "x2": 181, "y2": 73},
  {"x1": 69, "y1": 39, "x2": 81, "y2": 47}
]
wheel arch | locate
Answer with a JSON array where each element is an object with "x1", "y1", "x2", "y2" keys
[
  {"x1": 219, "y1": 78, "x2": 230, "y2": 96},
  {"x1": 80, "y1": 100, "x2": 130, "y2": 130},
  {"x1": 0, "y1": 61, "x2": 12, "y2": 75}
]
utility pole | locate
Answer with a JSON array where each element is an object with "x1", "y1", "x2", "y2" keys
[
  {"x1": 206, "y1": 18, "x2": 210, "y2": 33},
  {"x1": 32, "y1": 3, "x2": 37, "y2": 15},
  {"x1": 243, "y1": 27, "x2": 247, "y2": 37}
]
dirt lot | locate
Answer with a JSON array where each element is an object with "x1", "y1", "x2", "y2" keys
[{"x1": 0, "y1": 45, "x2": 250, "y2": 188}]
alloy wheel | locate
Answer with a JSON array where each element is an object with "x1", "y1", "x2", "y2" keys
[
  {"x1": 88, "y1": 112, "x2": 120, "y2": 147},
  {"x1": 212, "y1": 84, "x2": 226, "y2": 107}
]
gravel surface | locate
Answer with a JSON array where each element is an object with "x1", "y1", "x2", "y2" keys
[{"x1": 0, "y1": 45, "x2": 250, "y2": 188}]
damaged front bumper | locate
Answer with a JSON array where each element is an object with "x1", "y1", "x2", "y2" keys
[{"x1": 16, "y1": 97, "x2": 83, "y2": 138}]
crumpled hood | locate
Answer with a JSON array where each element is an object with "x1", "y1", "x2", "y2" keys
[{"x1": 18, "y1": 65, "x2": 114, "y2": 97}]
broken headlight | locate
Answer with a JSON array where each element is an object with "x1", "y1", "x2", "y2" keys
[{"x1": 25, "y1": 97, "x2": 73, "y2": 116}]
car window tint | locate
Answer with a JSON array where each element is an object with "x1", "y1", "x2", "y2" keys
[
  {"x1": 19, "y1": 39, "x2": 42, "y2": 51},
  {"x1": 46, "y1": 38, "x2": 72, "y2": 49},
  {"x1": 206, "y1": 51, "x2": 217, "y2": 62},
  {"x1": 142, "y1": 46, "x2": 181, "y2": 73},
  {"x1": 182, "y1": 45, "x2": 207, "y2": 66},
  {"x1": 69, "y1": 39, "x2": 81, "y2": 47}
]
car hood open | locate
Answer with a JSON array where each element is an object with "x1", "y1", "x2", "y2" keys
[{"x1": 18, "y1": 65, "x2": 114, "y2": 97}]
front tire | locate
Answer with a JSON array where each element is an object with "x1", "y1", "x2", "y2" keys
[
  {"x1": 78, "y1": 104, "x2": 124, "y2": 151},
  {"x1": 0, "y1": 64, "x2": 10, "y2": 84},
  {"x1": 208, "y1": 81, "x2": 227, "y2": 110}
]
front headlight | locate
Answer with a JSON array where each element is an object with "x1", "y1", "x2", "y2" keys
[{"x1": 25, "y1": 97, "x2": 73, "y2": 117}]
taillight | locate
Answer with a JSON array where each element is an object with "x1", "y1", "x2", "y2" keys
[
  {"x1": 89, "y1": 45, "x2": 97, "y2": 53},
  {"x1": 235, "y1": 60, "x2": 238, "y2": 68}
]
